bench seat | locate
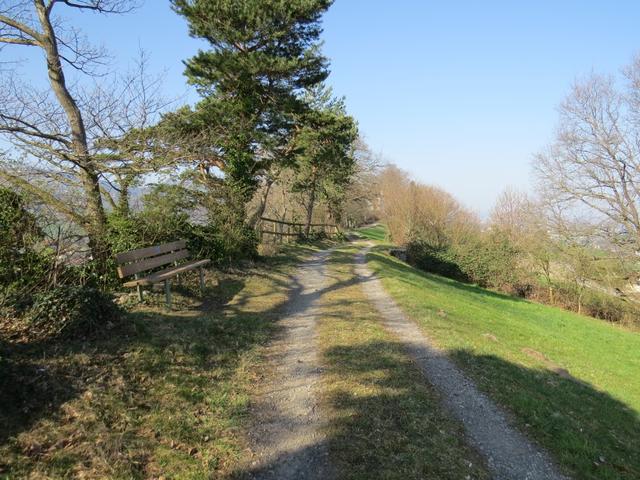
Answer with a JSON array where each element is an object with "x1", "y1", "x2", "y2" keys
[{"x1": 123, "y1": 259, "x2": 211, "y2": 287}]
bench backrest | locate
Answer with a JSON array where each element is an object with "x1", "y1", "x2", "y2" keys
[{"x1": 115, "y1": 240, "x2": 189, "y2": 279}]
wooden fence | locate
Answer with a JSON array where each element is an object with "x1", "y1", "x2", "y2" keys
[{"x1": 259, "y1": 217, "x2": 339, "y2": 243}]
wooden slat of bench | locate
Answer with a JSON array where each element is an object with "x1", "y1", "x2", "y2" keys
[
  {"x1": 122, "y1": 259, "x2": 211, "y2": 287},
  {"x1": 117, "y1": 249, "x2": 190, "y2": 278},
  {"x1": 115, "y1": 240, "x2": 187, "y2": 264}
]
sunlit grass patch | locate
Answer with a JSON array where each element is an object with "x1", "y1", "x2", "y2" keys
[
  {"x1": 364, "y1": 242, "x2": 640, "y2": 480},
  {"x1": 356, "y1": 224, "x2": 387, "y2": 242}
]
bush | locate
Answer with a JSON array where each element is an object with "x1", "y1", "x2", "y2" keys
[
  {"x1": 406, "y1": 241, "x2": 469, "y2": 282},
  {"x1": 105, "y1": 184, "x2": 258, "y2": 268},
  {"x1": 406, "y1": 231, "x2": 521, "y2": 290},
  {"x1": 549, "y1": 281, "x2": 639, "y2": 324},
  {"x1": 24, "y1": 285, "x2": 121, "y2": 340},
  {"x1": 0, "y1": 188, "x2": 51, "y2": 313}
]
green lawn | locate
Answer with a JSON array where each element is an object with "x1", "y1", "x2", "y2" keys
[{"x1": 359, "y1": 224, "x2": 640, "y2": 480}]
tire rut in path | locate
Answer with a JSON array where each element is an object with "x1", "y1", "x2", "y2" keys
[
  {"x1": 355, "y1": 245, "x2": 569, "y2": 480},
  {"x1": 245, "y1": 249, "x2": 334, "y2": 480}
]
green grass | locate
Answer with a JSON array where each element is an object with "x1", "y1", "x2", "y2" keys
[
  {"x1": 360, "y1": 225, "x2": 640, "y2": 480},
  {"x1": 357, "y1": 224, "x2": 387, "y2": 242},
  {"x1": 317, "y1": 245, "x2": 489, "y2": 479},
  {"x1": 0, "y1": 243, "x2": 324, "y2": 479}
]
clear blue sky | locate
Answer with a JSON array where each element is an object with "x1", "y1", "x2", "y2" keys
[{"x1": 10, "y1": 1, "x2": 640, "y2": 215}]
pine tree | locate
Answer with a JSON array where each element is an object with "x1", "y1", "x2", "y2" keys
[
  {"x1": 291, "y1": 85, "x2": 359, "y2": 236},
  {"x1": 171, "y1": 0, "x2": 333, "y2": 201}
]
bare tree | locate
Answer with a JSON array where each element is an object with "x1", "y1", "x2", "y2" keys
[
  {"x1": 490, "y1": 188, "x2": 560, "y2": 301},
  {"x1": 339, "y1": 137, "x2": 381, "y2": 228},
  {"x1": 534, "y1": 57, "x2": 640, "y2": 257},
  {"x1": 379, "y1": 164, "x2": 477, "y2": 247},
  {"x1": 0, "y1": 0, "x2": 143, "y2": 271}
]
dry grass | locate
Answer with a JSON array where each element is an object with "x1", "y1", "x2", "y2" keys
[{"x1": 0, "y1": 245, "x2": 324, "y2": 479}]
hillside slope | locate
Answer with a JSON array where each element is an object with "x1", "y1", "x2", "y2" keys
[{"x1": 360, "y1": 225, "x2": 640, "y2": 480}]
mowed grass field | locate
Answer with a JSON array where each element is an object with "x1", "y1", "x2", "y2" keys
[{"x1": 358, "y1": 225, "x2": 640, "y2": 480}]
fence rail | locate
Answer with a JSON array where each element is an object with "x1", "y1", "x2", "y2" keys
[
  {"x1": 259, "y1": 216, "x2": 339, "y2": 243},
  {"x1": 259, "y1": 217, "x2": 336, "y2": 228}
]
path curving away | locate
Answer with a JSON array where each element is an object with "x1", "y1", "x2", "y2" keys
[
  {"x1": 354, "y1": 244, "x2": 569, "y2": 480},
  {"x1": 244, "y1": 249, "x2": 335, "y2": 480}
]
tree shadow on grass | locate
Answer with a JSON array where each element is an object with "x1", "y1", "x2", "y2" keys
[
  {"x1": 448, "y1": 349, "x2": 640, "y2": 480},
  {"x1": 0, "y1": 247, "x2": 379, "y2": 477},
  {"x1": 0, "y1": 338, "x2": 79, "y2": 447},
  {"x1": 232, "y1": 337, "x2": 640, "y2": 480},
  {"x1": 0, "y1": 264, "x2": 295, "y2": 476}
]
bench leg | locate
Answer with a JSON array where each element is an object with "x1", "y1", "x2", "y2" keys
[
  {"x1": 136, "y1": 284, "x2": 143, "y2": 302},
  {"x1": 174, "y1": 261, "x2": 181, "y2": 286},
  {"x1": 165, "y1": 279, "x2": 172, "y2": 310},
  {"x1": 199, "y1": 267, "x2": 205, "y2": 294}
]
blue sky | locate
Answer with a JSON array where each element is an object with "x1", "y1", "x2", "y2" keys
[{"x1": 8, "y1": 1, "x2": 640, "y2": 214}]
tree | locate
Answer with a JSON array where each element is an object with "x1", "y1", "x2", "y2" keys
[
  {"x1": 290, "y1": 85, "x2": 358, "y2": 236},
  {"x1": 534, "y1": 56, "x2": 640, "y2": 259},
  {"x1": 379, "y1": 165, "x2": 477, "y2": 247},
  {"x1": 340, "y1": 138, "x2": 381, "y2": 228},
  {"x1": 0, "y1": 187, "x2": 46, "y2": 303},
  {"x1": 0, "y1": 0, "x2": 140, "y2": 273},
  {"x1": 490, "y1": 188, "x2": 557, "y2": 301},
  {"x1": 170, "y1": 0, "x2": 333, "y2": 212}
]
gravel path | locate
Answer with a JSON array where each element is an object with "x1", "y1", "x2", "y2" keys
[
  {"x1": 355, "y1": 244, "x2": 570, "y2": 480},
  {"x1": 245, "y1": 249, "x2": 335, "y2": 480}
]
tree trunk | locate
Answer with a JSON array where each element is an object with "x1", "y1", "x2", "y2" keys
[
  {"x1": 35, "y1": 1, "x2": 109, "y2": 271},
  {"x1": 248, "y1": 177, "x2": 274, "y2": 228},
  {"x1": 304, "y1": 173, "x2": 318, "y2": 238},
  {"x1": 577, "y1": 290, "x2": 583, "y2": 315},
  {"x1": 81, "y1": 167, "x2": 110, "y2": 271},
  {"x1": 117, "y1": 177, "x2": 131, "y2": 218}
]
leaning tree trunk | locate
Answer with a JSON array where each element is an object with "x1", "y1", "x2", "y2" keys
[
  {"x1": 304, "y1": 169, "x2": 318, "y2": 238},
  {"x1": 36, "y1": 1, "x2": 110, "y2": 272},
  {"x1": 248, "y1": 177, "x2": 274, "y2": 229}
]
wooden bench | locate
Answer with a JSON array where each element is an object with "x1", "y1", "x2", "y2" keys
[{"x1": 115, "y1": 240, "x2": 210, "y2": 309}]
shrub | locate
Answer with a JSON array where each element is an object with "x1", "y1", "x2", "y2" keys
[
  {"x1": 406, "y1": 231, "x2": 521, "y2": 290},
  {"x1": 190, "y1": 220, "x2": 257, "y2": 265},
  {"x1": 549, "y1": 281, "x2": 639, "y2": 324},
  {"x1": 105, "y1": 184, "x2": 257, "y2": 268},
  {"x1": 0, "y1": 188, "x2": 51, "y2": 313},
  {"x1": 24, "y1": 285, "x2": 121, "y2": 340},
  {"x1": 406, "y1": 241, "x2": 469, "y2": 282}
]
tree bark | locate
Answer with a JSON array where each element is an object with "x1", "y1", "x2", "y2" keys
[
  {"x1": 117, "y1": 177, "x2": 131, "y2": 218},
  {"x1": 248, "y1": 176, "x2": 274, "y2": 228},
  {"x1": 304, "y1": 168, "x2": 318, "y2": 237},
  {"x1": 35, "y1": 0, "x2": 109, "y2": 271}
]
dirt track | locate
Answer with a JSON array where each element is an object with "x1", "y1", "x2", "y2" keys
[{"x1": 244, "y1": 249, "x2": 335, "y2": 480}]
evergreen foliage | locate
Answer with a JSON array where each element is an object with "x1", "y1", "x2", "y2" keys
[
  {"x1": 170, "y1": 0, "x2": 333, "y2": 197},
  {"x1": 290, "y1": 84, "x2": 359, "y2": 234}
]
